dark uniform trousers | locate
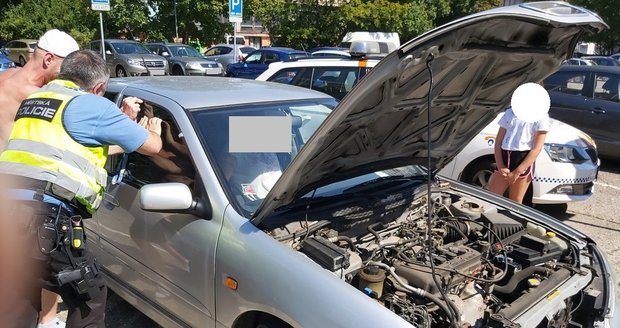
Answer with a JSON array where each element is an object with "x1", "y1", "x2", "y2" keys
[{"x1": 0, "y1": 192, "x2": 107, "y2": 328}]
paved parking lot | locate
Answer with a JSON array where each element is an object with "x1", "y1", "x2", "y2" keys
[{"x1": 56, "y1": 159, "x2": 620, "y2": 326}]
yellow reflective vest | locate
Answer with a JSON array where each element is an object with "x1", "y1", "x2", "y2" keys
[{"x1": 0, "y1": 79, "x2": 108, "y2": 214}]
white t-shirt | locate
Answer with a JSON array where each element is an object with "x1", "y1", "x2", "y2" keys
[{"x1": 498, "y1": 108, "x2": 550, "y2": 151}]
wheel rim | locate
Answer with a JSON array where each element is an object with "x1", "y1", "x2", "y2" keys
[
  {"x1": 116, "y1": 67, "x2": 126, "y2": 77},
  {"x1": 471, "y1": 169, "x2": 493, "y2": 188}
]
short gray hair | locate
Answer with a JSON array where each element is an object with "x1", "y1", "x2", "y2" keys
[{"x1": 58, "y1": 50, "x2": 110, "y2": 90}]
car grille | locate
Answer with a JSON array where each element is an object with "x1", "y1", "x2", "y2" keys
[
  {"x1": 145, "y1": 60, "x2": 165, "y2": 68},
  {"x1": 200, "y1": 63, "x2": 218, "y2": 68}
]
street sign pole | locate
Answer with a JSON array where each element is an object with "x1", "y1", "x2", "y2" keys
[
  {"x1": 91, "y1": 0, "x2": 110, "y2": 60},
  {"x1": 99, "y1": 12, "x2": 105, "y2": 60},
  {"x1": 229, "y1": 0, "x2": 243, "y2": 63}
]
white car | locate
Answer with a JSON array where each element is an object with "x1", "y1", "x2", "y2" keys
[
  {"x1": 439, "y1": 113, "x2": 599, "y2": 207},
  {"x1": 257, "y1": 51, "x2": 600, "y2": 209}
]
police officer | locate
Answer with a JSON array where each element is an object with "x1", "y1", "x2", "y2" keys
[{"x1": 0, "y1": 49, "x2": 162, "y2": 327}]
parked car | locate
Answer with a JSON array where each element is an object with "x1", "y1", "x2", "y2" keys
[
  {"x1": 543, "y1": 65, "x2": 620, "y2": 159},
  {"x1": 145, "y1": 42, "x2": 223, "y2": 76},
  {"x1": 562, "y1": 57, "x2": 597, "y2": 66},
  {"x1": 580, "y1": 55, "x2": 620, "y2": 66},
  {"x1": 0, "y1": 51, "x2": 16, "y2": 73},
  {"x1": 1, "y1": 39, "x2": 36, "y2": 66},
  {"x1": 86, "y1": 3, "x2": 618, "y2": 328},
  {"x1": 225, "y1": 47, "x2": 308, "y2": 79},
  {"x1": 610, "y1": 52, "x2": 620, "y2": 62},
  {"x1": 203, "y1": 44, "x2": 256, "y2": 69},
  {"x1": 88, "y1": 39, "x2": 169, "y2": 77},
  {"x1": 256, "y1": 55, "x2": 379, "y2": 100},
  {"x1": 257, "y1": 49, "x2": 599, "y2": 209}
]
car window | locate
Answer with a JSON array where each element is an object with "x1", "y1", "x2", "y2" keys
[
  {"x1": 267, "y1": 67, "x2": 307, "y2": 86},
  {"x1": 121, "y1": 101, "x2": 196, "y2": 191},
  {"x1": 312, "y1": 67, "x2": 364, "y2": 100},
  {"x1": 593, "y1": 73, "x2": 620, "y2": 102},
  {"x1": 263, "y1": 52, "x2": 280, "y2": 64},
  {"x1": 111, "y1": 42, "x2": 151, "y2": 55},
  {"x1": 244, "y1": 51, "x2": 262, "y2": 64},
  {"x1": 544, "y1": 71, "x2": 587, "y2": 96}
]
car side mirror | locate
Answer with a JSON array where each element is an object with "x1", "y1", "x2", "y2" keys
[
  {"x1": 161, "y1": 51, "x2": 170, "y2": 57},
  {"x1": 105, "y1": 50, "x2": 113, "y2": 56},
  {"x1": 139, "y1": 182, "x2": 210, "y2": 218}
]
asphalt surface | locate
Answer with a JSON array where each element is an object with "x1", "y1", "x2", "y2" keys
[{"x1": 55, "y1": 159, "x2": 620, "y2": 326}]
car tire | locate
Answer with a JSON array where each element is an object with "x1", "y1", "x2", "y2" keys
[
  {"x1": 172, "y1": 66, "x2": 184, "y2": 75},
  {"x1": 462, "y1": 159, "x2": 496, "y2": 189},
  {"x1": 18, "y1": 56, "x2": 26, "y2": 67},
  {"x1": 116, "y1": 66, "x2": 127, "y2": 78}
]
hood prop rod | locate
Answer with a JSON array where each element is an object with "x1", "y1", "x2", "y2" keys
[{"x1": 424, "y1": 53, "x2": 462, "y2": 328}]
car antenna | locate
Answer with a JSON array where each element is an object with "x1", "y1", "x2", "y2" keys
[{"x1": 424, "y1": 53, "x2": 462, "y2": 328}]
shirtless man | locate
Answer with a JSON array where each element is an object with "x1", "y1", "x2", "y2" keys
[{"x1": 0, "y1": 29, "x2": 80, "y2": 328}]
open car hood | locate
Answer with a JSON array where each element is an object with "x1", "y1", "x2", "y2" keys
[{"x1": 252, "y1": 1, "x2": 607, "y2": 224}]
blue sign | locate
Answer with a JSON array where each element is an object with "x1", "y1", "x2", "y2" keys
[{"x1": 229, "y1": 0, "x2": 242, "y2": 22}]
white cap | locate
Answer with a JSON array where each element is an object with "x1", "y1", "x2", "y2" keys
[{"x1": 37, "y1": 29, "x2": 79, "y2": 58}]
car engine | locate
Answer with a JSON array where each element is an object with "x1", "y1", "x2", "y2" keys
[{"x1": 264, "y1": 182, "x2": 603, "y2": 328}]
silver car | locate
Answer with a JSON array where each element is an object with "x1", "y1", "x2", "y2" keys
[
  {"x1": 145, "y1": 43, "x2": 224, "y2": 76},
  {"x1": 89, "y1": 2, "x2": 618, "y2": 328},
  {"x1": 89, "y1": 39, "x2": 169, "y2": 77},
  {"x1": 203, "y1": 43, "x2": 256, "y2": 69}
]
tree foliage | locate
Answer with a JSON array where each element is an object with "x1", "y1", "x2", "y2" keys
[
  {"x1": 0, "y1": 0, "x2": 616, "y2": 52},
  {"x1": 571, "y1": 0, "x2": 620, "y2": 54}
]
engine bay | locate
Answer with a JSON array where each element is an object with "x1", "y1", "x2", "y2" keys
[{"x1": 264, "y1": 182, "x2": 605, "y2": 327}]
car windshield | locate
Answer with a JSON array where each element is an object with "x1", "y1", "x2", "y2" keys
[
  {"x1": 192, "y1": 99, "x2": 337, "y2": 216},
  {"x1": 111, "y1": 42, "x2": 152, "y2": 54},
  {"x1": 169, "y1": 45, "x2": 201, "y2": 57}
]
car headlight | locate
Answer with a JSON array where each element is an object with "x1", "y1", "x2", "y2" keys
[
  {"x1": 544, "y1": 144, "x2": 590, "y2": 164},
  {"x1": 186, "y1": 62, "x2": 202, "y2": 70},
  {"x1": 128, "y1": 59, "x2": 144, "y2": 67}
]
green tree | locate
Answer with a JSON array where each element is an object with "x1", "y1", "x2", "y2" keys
[
  {"x1": 0, "y1": 0, "x2": 150, "y2": 46},
  {"x1": 571, "y1": 0, "x2": 619, "y2": 54},
  {"x1": 435, "y1": 0, "x2": 501, "y2": 25},
  {"x1": 147, "y1": 0, "x2": 231, "y2": 45}
]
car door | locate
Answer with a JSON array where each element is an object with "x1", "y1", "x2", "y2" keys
[
  {"x1": 237, "y1": 50, "x2": 263, "y2": 78},
  {"x1": 585, "y1": 71, "x2": 620, "y2": 156},
  {"x1": 95, "y1": 89, "x2": 218, "y2": 327},
  {"x1": 544, "y1": 69, "x2": 595, "y2": 136}
]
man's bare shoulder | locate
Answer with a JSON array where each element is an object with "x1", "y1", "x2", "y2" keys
[
  {"x1": 0, "y1": 68, "x2": 19, "y2": 83},
  {"x1": 0, "y1": 70, "x2": 40, "y2": 101}
]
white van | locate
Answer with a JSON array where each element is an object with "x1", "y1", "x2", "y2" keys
[{"x1": 339, "y1": 32, "x2": 400, "y2": 54}]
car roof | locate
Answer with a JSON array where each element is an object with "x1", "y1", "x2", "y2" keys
[
  {"x1": 146, "y1": 43, "x2": 188, "y2": 47},
  {"x1": 557, "y1": 64, "x2": 620, "y2": 73},
  {"x1": 93, "y1": 39, "x2": 140, "y2": 43},
  {"x1": 581, "y1": 55, "x2": 613, "y2": 59},
  {"x1": 270, "y1": 57, "x2": 380, "y2": 68},
  {"x1": 108, "y1": 76, "x2": 333, "y2": 110}
]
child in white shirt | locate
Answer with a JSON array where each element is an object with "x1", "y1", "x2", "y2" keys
[{"x1": 487, "y1": 107, "x2": 549, "y2": 203}]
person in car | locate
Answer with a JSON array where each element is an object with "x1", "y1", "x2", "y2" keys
[
  {"x1": 0, "y1": 49, "x2": 162, "y2": 327},
  {"x1": 487, "y1": 105, "x2": 549, "y2": 203}
]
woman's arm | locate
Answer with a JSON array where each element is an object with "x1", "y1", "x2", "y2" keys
[
  {"x1": 494, "y1": 127, "x2": 508, "y2": 175},
  {"x1": 514, "y1": 131, "x2": 548, "y2": 175}
]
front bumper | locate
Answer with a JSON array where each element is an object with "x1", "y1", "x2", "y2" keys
[
  {"x1": 532, "y1": 156, "x2": 597, "y2": 204},
  {"x1": 186, "y1": 67, "x2": 225, "y2": 76}
]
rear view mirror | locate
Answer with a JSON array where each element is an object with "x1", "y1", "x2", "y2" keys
[
  {"x1": 105, "y1": 50, "x2": 113, "y2": 56},
  {"x1": 161, "y1": 51, "x2": 170, "y2": 57},
  {"x1": 139, "y1": 183, "x2": 210, "y2": 217}
]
